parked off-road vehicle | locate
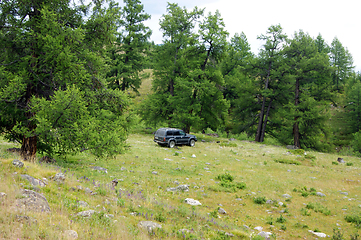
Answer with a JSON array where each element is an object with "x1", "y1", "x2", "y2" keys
[{"x1": 153, "y1": 128, "x2": 197, "y2": 148}]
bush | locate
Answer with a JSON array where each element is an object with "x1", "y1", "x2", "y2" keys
[
  {"x1": 253, "y1": 196, "x2": 266, "y2": 205},
  {"x1": 216, "y1": 173, "x2": 234, "y2": 182}
]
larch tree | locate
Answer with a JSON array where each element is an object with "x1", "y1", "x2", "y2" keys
[
  {"x1": 0, "y1": 0, "x2": 131, "y2": 160},
  {"x1": 330, "y1": 37, "x2": 354, "y2": 92},
  {"x1": 281, "y1": 30, "x2": 332, "y2": 150},
  {"x1": 106, "y1": 0, "x2": 152, "y2": 92},
  {"x1": 254, "y1": 24, "x2": 287, "y2": 142}
]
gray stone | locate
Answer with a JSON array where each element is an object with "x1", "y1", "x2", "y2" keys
[
  {"x1": 16, "y1": 189, "x2": 51, "y2": 213},
  {"x1": 167, "y1": 184, "x2": 189, "y2": 192},
  {"x1": 20, "y1": 174, "x2": 47, "y2": 187},
  {"x1": 138, "y1": 221, "x2": 162, "y2": 232},
  {"x1": 308, "y1": 230, "x2": 326, "y2": 238},
  {"x1": 53, "y1": 173, "x2": 65, "y2": 183},
  {"x1": 235, "y1": 198, "x2": 242, "y2": 201},
  {"x1": 15, "y1": 215, "x2": 37, "y2": 224},
  {"x1": 184, "y1": 198, "x2": 202, "y2": 206},
  {"x1": 77, "y1": 201, "x2": 89, "y2": 208},
  {"x1": 92, "y1": 166, "x2": 108, "y2": 173},
  {"x1": 278, "y1": 202, "x2": 284, "y2": 206},
  {"x1": 121, "y1": 167, "x2": 127, "y2": 171},
  {"x1": 191, "y1": 154, "x2": 196, "y2": 158},
  {"x1": 64, "y1": 230, "x2": 78, "y2": 239},
  {"x1": 286, "y1": 145, "x2": 298, "y2": 150},
  {"x1": 12, "y1": 159, "x2": 24, "y2": 168},
  {"x1": 340, "y1": 192, "x2": 348, "y2": 195},
  {"x1": 152, "y1": 171, "x2": 158, "y2": 175},
  {"x1": 337, "y1": 158, "x2": 345, "y2": 163},
  {"x1": 218, "y1": 208, "x2": 227, "y2": 214},
  {"x1": 282, "y1": 194, "x2": 292, "y2": 198},
  {"x1": 77, "y1": 210, "x2": 95, "y2": 217},
  {"x1": 254, "y1": 226, "x2": 263, "y2": 231},
  {"x1": 0, "y1": 192, "x2": 7, "y2": 198},
  {"x1": 85, "y1": 188, "x2": 92, "y2": 194},
  {"x1": 258, "y1": 231, "x2": 272, "y2": 239},
  {"x1": 266, "y1": 200, "x2": 274, "y2": 204},
  {"x1": 104, "y1": 214, "x2": 114, "y2": 218},
  {"x1": 316, "y1": 192, "x2": 326, "y2": 197}
]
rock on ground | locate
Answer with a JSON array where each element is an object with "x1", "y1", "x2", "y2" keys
[
  {"x1": 77, "y1": 210, "x2": 95, "y2": 217},
  {"x1": 258, "y1": 231, "x2": 272, "y2": 239},
  {"x1": 185, "y1": 198, "x2": 202, "y2": 206},
  {"x1": 15, "y1": 189, "x2": 51, "y2": 213},
  {"x1": 64, "y1": 230, "x2": 78, "y2": 239},
  {"x1": 53, "y1": 173, "x2": 66, "y2": 183},
  {"x1": 91, "y1": 166, "x2": 108, "y2": 173},
  {"x1": 12, "y1": 159, "x2": 24, "y2": 168},
  {"x1": 308, "y1": 230, "x2": 326, "y2": 238},
  {"x1": 218, "y1": 208, "x2": 227, "y2": 214},
  {"x1": 20, "y1": 174, "x2": 47, "y2": 187},
  {"x1": 138, "y1": 221, "x2": 162, "y2": 232}
]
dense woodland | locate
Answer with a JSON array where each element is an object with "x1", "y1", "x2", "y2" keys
[{"x1": 1, "y1": 0, "x2": 360, "y2": 160}]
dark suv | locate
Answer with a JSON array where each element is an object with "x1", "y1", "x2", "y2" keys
[{"x1": 154, "y1": 128, "x2": 197, "y2": 148}]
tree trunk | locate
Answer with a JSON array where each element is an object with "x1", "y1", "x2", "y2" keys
[
  {"x1": 21, "y1": 133, "x2": 37, "y2": 162},
  {"x1": 260, "y1": 99, "x2": 272, "y2": 142},
  {"x1": 255, "y1": 71, "x2": 271, "y2": 142},
  {"x1": 293, "y1": 78, "x2": 300, "y2": 148}
]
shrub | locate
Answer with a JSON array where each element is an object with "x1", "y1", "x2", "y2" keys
[
  {"x1": 346, "y1": 162, "x2": 353, "y2": 166},
  {"x1": 345, "y1": 214, "x2": 361, "y2": 227},
  {"x1": 253, "y1": 196, "x2": 266, "y2": 205},
  {"x1": 216, "y1": 173, "x2": 234, "y2": 182},
  {"x1": 276, "y1": 215, "x2": 286, "y2": 223}
]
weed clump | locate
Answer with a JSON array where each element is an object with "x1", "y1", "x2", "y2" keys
[
  {"x1": 274, "y1": 159, "x2": 301, "y2": 165},
  {"x1": 345, "y1": 214, "x2": 361, "y2": 227},
  {"x1": 210, "y1": 173, "x2": 246, "y2": 193},
  {"x1": 253, "y1": 196, "x2": 266, "y2": 205}
]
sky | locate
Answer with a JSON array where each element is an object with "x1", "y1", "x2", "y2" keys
[{"x1": 119, "y1": 0, "x2": 360, "y2": 72}]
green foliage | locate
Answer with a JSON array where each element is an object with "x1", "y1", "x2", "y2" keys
[
  {"x1": 211, "y1": 173, "x2": 246, "y2": 192},
  {"x1": 274, "y1": 159, "x2": 301, "y2": 165},
  {"x1": 276, "y1": 215, "x2": 286, "y2": 223},
  {"x1": 306, "y1": 202, "x2": 331, "y2": 216},
  {"x1": 253, "y1": 196, "x2": 267, "y2": 205},
  {"x1": 216, "y1": 173, "x2": 234, "y2": 182},
  {"x1": 219, "y1": 142, "x2": 238, "y2": 147},
  {"x1": 0, "y1": 0, "x2": 131, "y2": 159},
  {"x1": 345, "y1": 214, "x2": 361, "y2": 227},
  {"x1": 332, "y1": 228, "x2": 344, "y2": 240},
  {"x1": 106, "y1": 0, "x2": 151, "y2": 92},
  {"x1": 32, "y1": 86, "x2": 130, "y2": 157}
]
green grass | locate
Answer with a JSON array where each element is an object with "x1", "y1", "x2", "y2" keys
[{"x1": 1, "y1": 133, "x2": 361, "y2": 239}]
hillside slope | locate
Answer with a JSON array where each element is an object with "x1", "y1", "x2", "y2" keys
[{"x1": 0, "y1": 133, "x2": 360, "y2": 239}]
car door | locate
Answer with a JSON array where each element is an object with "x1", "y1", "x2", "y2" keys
[
  {"x1": 178, "y1": 130, "x2": 188, "y2": 144},
  {"x1": 173, "y1": 130, "x2": 182, "y2": 144}
]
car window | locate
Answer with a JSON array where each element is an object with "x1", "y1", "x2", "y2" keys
[
  {"x1": 166, "y1": 130, "x2": 173, "y2": 136},
  {"x1": 173, "y1": 131, "x2": 180, "y2": 136},
  {"x1": 179, "y1": 130, "x2": 186, "y2": 136}
]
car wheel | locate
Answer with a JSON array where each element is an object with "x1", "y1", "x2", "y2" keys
[
  {"x1": 189, "y1": 139, "x2": 195, "y2": 147},
  {"x1": 168, "y1": 140, "x2": 175, "y2": 148}
]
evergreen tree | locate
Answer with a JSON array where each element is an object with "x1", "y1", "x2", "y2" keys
[
  {"x1": 254, "y1": 24, "x2": 287, "y2": 142},
  {"x1": 0, "y1": 0, "x2": 131, "y2": 160},
  {"x1": 141, "y1": 5, "x2": 229, "y2": 132},
  {"x1": 279, "y1": 30, "x2": 332, "y2": 150},
  {"x1": 107, "y1": 0, "x2": 152, "y2": 92},
  {"x1": 330, "y1": 37, "x2": 354, "y2": 92}
]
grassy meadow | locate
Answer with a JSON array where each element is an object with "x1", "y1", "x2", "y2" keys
[{"x1": 1, "y1": 132, "x2": 361, "y2": 239}]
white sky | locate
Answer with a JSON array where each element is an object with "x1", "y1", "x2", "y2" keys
[{"x1": 119, "y1": 0, "x2": 361, "y2": 72}]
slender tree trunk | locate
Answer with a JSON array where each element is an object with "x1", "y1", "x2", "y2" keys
[
  {"x1": 293, "y1": 78, "x2": 300, "y2": 148},
  {"x1": 255, "y1": 69, "x2": 271, "y2": 142},
  {"x1": 260, "y1": 99, "x2": 273, "y2": 142}
]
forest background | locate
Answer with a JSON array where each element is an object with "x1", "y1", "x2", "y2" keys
[{"x1": 1, "y1": 0, "x2": 360, "y2": 161}]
